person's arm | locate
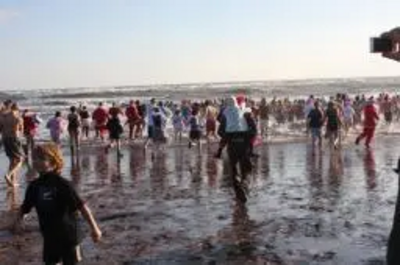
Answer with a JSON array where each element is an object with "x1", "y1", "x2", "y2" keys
[
  {"x1": 79, "y1": 204, "x2": 102, "y2": 242},
  {"x1": 64, "y1": 180, "x2": 102, "y2": 243},
  {"x1": 13, "y1": 184, "x2": 35, "y2": 232}
]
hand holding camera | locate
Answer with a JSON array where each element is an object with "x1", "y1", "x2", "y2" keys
[{"x1": 371, "y1": 27, "x2": 400, "y2": 62}]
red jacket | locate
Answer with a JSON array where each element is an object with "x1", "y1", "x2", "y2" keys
[
  {"x1": 363, "y1": 104, "x2": 379, "y2": 128},
  {"x1": 125, "y1": 105, "x2": 140, "y2": 121},
  {"x1": 92, "y1": 108, "x2": 108, "y2": 125}
]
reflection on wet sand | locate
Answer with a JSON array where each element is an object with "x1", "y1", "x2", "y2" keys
[
  {"x1": 70, "y1": 153, "x2": 81, "y2": 186},
  {"x1": 130, "y1": 146, "x2": 146, "y2": 183},
  {"x1": 3, "y1": 137, "x2": 400, "y2": 264},
  {"x1": 327, "y1": 149, "x2": 344, "y2": 204},
  {"x1": 364, "y1": 149, "x2": 377, "y2": 191},
  {"x1": 206, "y1": 146, "x2": 218, "y2": 188},
  {"x1": 150, "y1": 149, "x2": 167, "y2": 199},
  {"x1": 306, "y1": 145, "x2": 324, "y2": 211},
  {"x1": 95, "y1": 148, "x2": 109, "y2": 183}
]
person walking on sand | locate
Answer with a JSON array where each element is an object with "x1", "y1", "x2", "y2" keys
[
  {"x1": 355, "y1": 98, "x2": 379, "y2": 148},
  {"x1": 67, "y1": 106, "x2": 81, "y2": 153},
  {"x1": 0, "y1": 103, "x2": 24, "y2": 187},
  {"x1": 14, "y1": 143, "x2": 102, "y2": 265}
]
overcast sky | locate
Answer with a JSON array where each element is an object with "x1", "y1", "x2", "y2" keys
[{"x1": 0, "y1": 0, "x2": 400, "y2": 90}]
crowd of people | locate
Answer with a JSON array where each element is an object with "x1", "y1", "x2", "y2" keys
[
  {"x1": 1, "y1": 90, "x2": 399, "y2": 264},
  {"x1": 2, "y1": 91, "x2": 400, "y2": 188}
]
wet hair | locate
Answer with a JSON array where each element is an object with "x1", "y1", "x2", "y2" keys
[
  {"x1": 70, "y1": 106, "x2": 77, "y2": 113},
  {"x1": 33, "y1": 143, "x2": 64, "y2": 174}
]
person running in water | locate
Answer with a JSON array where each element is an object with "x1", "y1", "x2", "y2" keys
[
  {"x1": 151, "y1": 106, "x2": 167, "y2": 154},
  {"x1": 342, "y1": 99, "x2": 356, "y2": 138},
  {"x1": 22, "y1": 109, "x2": 40, "y2": 157},
  {"x1": 92, "y1": 102, "x2": 108, "y2": 141},
  {"x1": 143, "y1": 98, "x2": 157, "y2": 149},
  {"x1": 106, "y1": 110, "x2": 124, "y2": 157},
  {"x1": 79, "y1": 106, "x2": 91, "y2": 140},
  {"x1": 258, "y1": 98, "x2": 270, "y2": 139},
  {"x1": 307, "y1": 100, "x2": 325, "y2": 148},
  {"x1": 355, "y1": 98, "x2": 379, "y2": 148},
  {"x1": 0, "y1": 103, "x2": 24, "y2": 187},
  {"x1": 172, "y1": 109, "x2": 184, "y2": 142},
  {"x1": 188, "y1": 108, "x2": 203, "y2": 150},
  {"x1": 204, "y1": 100, "x2": 218, "y2": 141},
  {"x1": 324, "y1": 101, "x2": 342, "y2": 149},
  {"x1": 67, "y1": 106, "x2": 81, "y2": 153},
  {"x1": 382, "y1": 94, "x2": 393, "y2": 126},
  {"x1": 47, "y1": 111, "x2": 65, "y2": 145},
  {"x1": 220, "y1": 95, "x2": 253, "y2": 203},
  {"x1": 125, "y1": 100, "x2": 141, "y2": 140}
]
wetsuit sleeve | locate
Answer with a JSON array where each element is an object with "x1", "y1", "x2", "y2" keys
[{"x1": 20, "y1": 183, "x2": 36, "y2": 215}]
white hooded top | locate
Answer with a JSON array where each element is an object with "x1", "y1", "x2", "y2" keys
[{"x1": 223, "y1": 96, "x2": 249, "y2": 133}]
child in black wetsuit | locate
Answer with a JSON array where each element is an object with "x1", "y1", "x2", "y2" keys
[{"x1": 14, "y1": 143, "x2": 102, "y2": 265}]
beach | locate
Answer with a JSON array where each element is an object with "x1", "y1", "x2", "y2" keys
[{"x1": 0, "y1": 134, "x2": 398, "y2": 265}]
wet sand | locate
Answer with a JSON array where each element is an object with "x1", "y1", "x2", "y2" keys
[{"x1": 0, "y1": 136, "x2": 399, "y2": 264}]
